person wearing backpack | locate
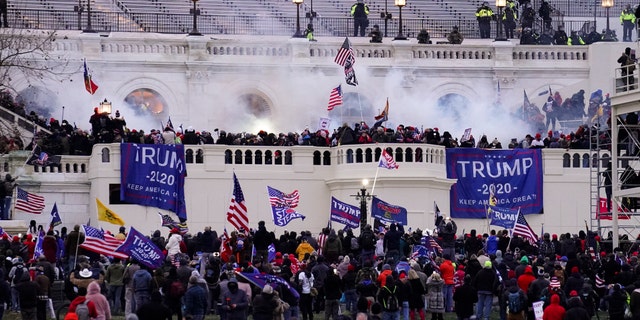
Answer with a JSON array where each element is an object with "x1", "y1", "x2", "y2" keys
[
  {"x1": 377, "y1": 275, "x2": 400, "y2": 320},
  {"x1": 503, "y1": 279, "x2": 527, "y2": 320},
  {"x1": 66, "y1": 286, "x2": 98, "y2": 320},
  {"x1": 358, "y1": 224, "x2": 376, "y2": 265},
  {"x1": 8, "y1": 256, "x2": 25, "y2": 313}
]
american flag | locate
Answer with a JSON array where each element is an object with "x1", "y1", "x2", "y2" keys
[
  {"x1": 15, "y1": 188, "x2": 45, "y2": 214},
  {"x1": 267, "y1": 186, "x2": 300, "y2": 208},
  {"x1": 327, "y1": 85, "x2": 343, "y2": 111},
  {"x1": 157, "y1": 212, "x2": 189, "y2": 234},
  {"x1": 334, "y1": 37, "x2": 354, "y2": 67},
  {"x1": 80, "y1": 225, "x2": 128, "y2": 259},
  {"x1": 513, "y1": 210, "x2": 539, "y2": 246},
  {"x1": 424, "y1": 235, "x2": 443, "y2": 253},
  {"x1": 227, "y1": 173, "x2": 249, "y2": 232}
]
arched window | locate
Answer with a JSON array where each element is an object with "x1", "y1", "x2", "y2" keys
[
  {"x1": 196, "y1": 149, "x2": 204, "y2": 163},
  {"x1": 323, "y1": 151, "x2": 331, "y2": 165},
  {"x1": 405, "y1": 148, "x2": 413, "y2": 162},
  {"x1": 123, "y1": 88, "x2": 168, "y2": 116},
  {"x1": 244, "y1": 150, "x2": 253, "y2": 165},
  {"x1": 234, "y1": 150, "x2": 243, "y2": 164},
  {"x1": 313, "y1": 151, "x2": 321, "y2": 165},
  {"x1": 563, "y1": 153, "x2": 570, "y2": 167},
  {"x1": 284, "y1": 151, "x2": 292, "y2": 165},
  {"x1": 572, "y1": 153, "x2": 580, "y2": 168},
  {"x1": 365, "y1": 149, "x2": 373, "y2": 163},
  {"x1": 356, "y1": 149, "x2": 364, "y2": 163},
  {"x1": 415, "y1": 148, "x2": 423, "y2": 162},
  {"x1": 395, "y1": 147, "x2": 403, "y2": 162},
  {"x1": 185, "y1": 149, "x2": 194, "y2": 163},
  {"x1": 101, "y1": 148, "x2": 110, "y2": 163},
  {"x1": 265, "y1": 150, "x2": 273, "y2": 165},
  {"x1": 255, "y1": 150, "x2": 263, "y2": 165},
  {"x1": 225, "y1": 150, "x2": 232, "y2": 164},
  {"x1": 275, "y1": 150, "x2": 283, "y2": 165}
]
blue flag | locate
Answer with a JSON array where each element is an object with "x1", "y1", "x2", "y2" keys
[
  {"x1": 115, "y1": 227, "x2": 165, "y2": 269},
  {"x1": 411, "y1": 245, "x2": 429, "y2": 259},
  {"x1": 330, "y1": 197, "x2": 360, "y2": 229},
  {"x1": 120, "y1": 143, "x2": 188, "y2": 220},
  {"x1": 488, "y1": 205, "x2": 519, "y2": 229},
  {"x1": 267, "y1": 186, "x2": 305, "y2": 227},
  {"x1": 50, "y1": 202, "x2": 62, "y2": 227},
  {"x1": 371, "y1": 196, "x2": 408, "y2": 225},
  {"x1": 238, "y1": 272, "x2": 300, "y2": 299},
  {"x1": 33, "y1": 231, "x2": 44, "y2": 261},
  {"x1": 268, "y1": 243, "x2": 276, "y2": 262}
]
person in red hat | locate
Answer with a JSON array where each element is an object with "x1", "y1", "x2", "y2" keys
[{"x1": 531, "y1": 133, "x2": 545, "y2": 148}]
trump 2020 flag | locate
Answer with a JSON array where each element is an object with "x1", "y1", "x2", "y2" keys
[
  {"x1": 378, "y1": 149, "x2": 399, "y2": 169},
  {"x1": 371, "y1": 196, "x2": 408, "y2": 225},
  {"x1": 116, "y1": 227, "x2": 165, "y2": 269},
  {"x1": 267, "y1": 186, "x2": 305, "y2": 227},
  {"x1": 488, "y1": 205, "x2": 518, "y2": 229},
  {"x1": 330, "y1": 197, "x2": 361, "y2": 229},
  {"x1": 33, "y1": 231, "x2": 44, "y2": 261}
]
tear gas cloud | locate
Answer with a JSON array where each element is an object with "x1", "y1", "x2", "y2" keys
[{"x1": 53, "y1": 60, "x2": 543, "y2": 146}]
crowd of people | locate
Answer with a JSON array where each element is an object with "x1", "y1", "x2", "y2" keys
[
  {"x1": 2, "y1": 216, "x2": 640, "y2": 320},
  {"x1": 0, "y1": 84, "x2": 623, "y2": 159}
]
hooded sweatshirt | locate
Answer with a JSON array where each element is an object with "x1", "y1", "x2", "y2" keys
[
  {"x1": 543, "y1": 294, "x2": 565, "y2": 320},
  {"x1": 86, "y1": 281, "x2": 111, "y2": 320}
]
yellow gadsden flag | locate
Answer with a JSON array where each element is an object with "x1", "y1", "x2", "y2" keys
[{"x1": 96, "y1": 198, "x2": 126, "y2": 226}]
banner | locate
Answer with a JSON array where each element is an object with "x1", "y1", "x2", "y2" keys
[
  {"x1": 596, "y1": 197, "x2": 631, "y2": 220},
  {"x1": 488, "y1": 205, "x2": 518, "y2": 229},
  {"x1": 330, "y1": 197, "x2": 361, "y2": 229},
  {"x1": 446, "y1": 149, "x2": 543, "y2": 218},
  {"x1": 371, "y1": 196, "x2": 408, "y2": 225},
  {"x1": 120, "y1": 143, "x2": 187, "y2": 220},
  {"x1": 116, "y1": 227, "x2": 165, "y2": 269}
]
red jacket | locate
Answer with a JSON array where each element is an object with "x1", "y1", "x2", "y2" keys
[
  {"x1": 68, "y1": 296, "x2": 98, "y2": 319},
  {"x1": 543, "y1": 294, "x2": 566, "y2": 320},
  {"x1": 517, "y1": 266, "x2": 536, "y2": 292},
  {"x1": 440, "y1": 260, "x2": 455, "y2": 285}
]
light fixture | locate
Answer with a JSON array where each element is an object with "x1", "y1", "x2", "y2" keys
[
  {"x1": 99, "y1": 99, "x2": 112, "y2": 114},
  {"x1": 293, "y1": 0, "x2": 304, "y2": 38},
  {"x1": 495, "y1": 0, "x2": 507, "y2": 41},
  {"x1": 602, "y1": 0, "x2": 614, "y2": 41},
  {"x1": 189, "y1": 0, "x2": 202, "y2": 36},
  {"x1": 394, "y1": 0, "x2": 408, "y2": 40}
]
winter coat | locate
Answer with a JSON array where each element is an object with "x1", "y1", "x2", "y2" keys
[
  {"x1": 426, "y1": 277, "x2": 445, "y2": 313},
  {"x1": 86, "y1": 281, "x2": 111, "y2": 320},
  {"x1": 453, "y1": 283, "x2": 477, "y2": 318},
  {"x1": 408, "y1": 278, "x2": 425, "y2": 309}
]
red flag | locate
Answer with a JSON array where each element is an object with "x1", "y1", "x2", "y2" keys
[{"x1": 84, "y1": 60, "x2": 98, "y2": 95}]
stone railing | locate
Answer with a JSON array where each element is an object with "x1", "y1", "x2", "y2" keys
[{"x1": 41, "y1": 32, "x2": 590, "y2": 69}]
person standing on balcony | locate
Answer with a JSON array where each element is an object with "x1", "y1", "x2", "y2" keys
[
  {"x1": 475, "y1": 2, "x2": 494, "y2": 38},
  {"x1": 351, "y1": 0, "x2": 370, "y2": 37},
  {"x1": 502, "y1": 5, "x2": 517, "y2": 39},
  {"x1": 618, "y1": 47, "x2": 637, "y2": 91},
  {"x1": 538, "y1": 0, "x2": 552, "y2": 31},
  {"x1": 621, "y1": 4, "x2": 636, "y2": 42}
]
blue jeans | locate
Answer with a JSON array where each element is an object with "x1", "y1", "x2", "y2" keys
[
  {"x1": 109, "y1": 285, "x2": 123, "y2": 313},
  {"x1": 11, "y1": 287, "x2": 19, "y2": 311},
  {"x1": 402, "y1": 301, "x2": 409, "y2": 320},
  {"x1": 443, "y1": 284, "x2": 454, "y2": 312},
  {"x1": 475, "y1": 292, "x2": 493, "y2": 320},
  {"x1": 284, "y1": 305, "x2": 299, "y2": 320},
  {"x1": 382, "y1": 310, "x2": 400, "y2": 320},
  {"x1": 345, "y1": 289, "x2": 358, "y2": 314}
]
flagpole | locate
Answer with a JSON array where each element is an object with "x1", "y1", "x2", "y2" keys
[
  {"x1": 506, "y1": 208, "x2": 520, "y2": 251},
  {"x1": 370, "y1": 164, "x2": 382, "y2": 195},
  {"x1": 356, "y1": 87, "x2": 364, "y2": 123}
]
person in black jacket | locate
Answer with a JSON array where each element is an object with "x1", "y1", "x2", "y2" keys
[
  {"x1": 252, "y1": 284, "x2": 278, "y2": 320},
  {"x1": 605, "y1": 284, "x2": 627, "y2": 319},
  {"x1": 136, "y1": 291, "x2": 172, "y2": 320},
  {"x1": 377, "y1": 275, "x2": 400, "y2": 318},
  {"x1": 472, "y1": 261, "x2": 497, "y2": 320},
  {"x1": 453, "y1": 275, "x2": 477, "y2": 320},
  {"x1": 323, "y1": 268, "x2": 343, "y2": 319}
]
